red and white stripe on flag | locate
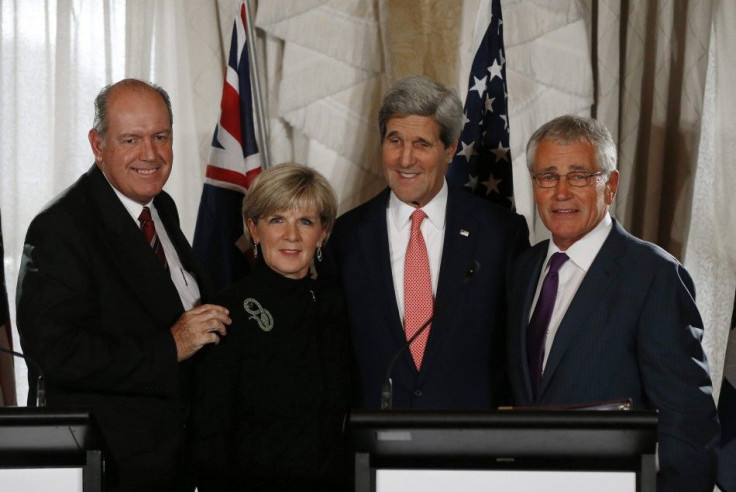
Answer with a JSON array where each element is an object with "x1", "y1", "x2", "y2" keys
[{"x1": 204, "y1": 0, "x2": 261, "y2": 194}]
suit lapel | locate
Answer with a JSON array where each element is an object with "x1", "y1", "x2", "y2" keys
[
  {"x1": 86, "y1": 166, "x2": 184, "y2": 327},
  {"x1": 358, "y1": 190, "x2": 406, "y2": 349},
  {"x1": 516, "y1": 244, "x2": 548, "y2": 403},
  {"x1": 418, "y1": 189, "x2": 478, "y2": 380},
  {"x1": 538, "y1": 222, "x2": 628, "y2": 398}
]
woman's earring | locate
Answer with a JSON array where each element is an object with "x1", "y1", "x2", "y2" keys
[
  {"x1": 253, "y1": 243, "x2": 258, "y2": 260},
  {"x1": 316, "y1": 246, "x2": 323, "y2": 263}
]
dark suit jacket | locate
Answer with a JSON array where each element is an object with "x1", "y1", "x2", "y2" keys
[
  {"x1": 323, "y1": 186, "x2": 529, "y2": 410},
  {"x1": 16, "y1": 165, "x2": 212, "y2": 489},
  {"x1": 507, "y1": 219, "x2": 719, "y2": 491}
]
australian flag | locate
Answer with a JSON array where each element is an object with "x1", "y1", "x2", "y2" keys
[
  {"x1": 447, "y1": 0, "x2": 513, "y2": 209},
  {"x1": 193, "y1": 0, "x2": 262, "y2": 291},
  {"x1": 718, "y1": 288, "x2": 736, "y2": 490}
]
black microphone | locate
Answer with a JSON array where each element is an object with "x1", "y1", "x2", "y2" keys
[
  {"x1": 380, "y1": 260, "x2": 481, "y2": 410},
  {"x1": 0, "y1": 347, "x2": 46, "y2": 407}
]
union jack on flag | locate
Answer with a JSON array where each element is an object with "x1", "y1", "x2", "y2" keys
[
  {"x1": 447, "y1": 0, "x2": 513, "y2": 209},
  {"x1": 193, "y1": 0, "x2": 262, "y2": 290}
]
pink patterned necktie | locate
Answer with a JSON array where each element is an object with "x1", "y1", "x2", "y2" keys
[
  {"x1": 404, "y1": 209, "x2": 433, "y2": 370},
  {"x1": 138, "y1": 207, "x2": 168, "y2": 270}
]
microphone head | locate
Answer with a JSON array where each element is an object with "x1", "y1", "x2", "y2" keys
[{"x1": 466, "y1": 260, "x2": 480, "y2": 277}]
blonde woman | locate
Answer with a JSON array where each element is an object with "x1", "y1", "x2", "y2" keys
[{"x1": 190, "y1": 163, "x2": 350, "y2": 491}]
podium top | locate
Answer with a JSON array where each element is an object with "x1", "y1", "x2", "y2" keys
[
  {"x1": 350, "y1": 410, "x2": 658, "y2": 459},
  {"x1": 0, "y1": 407, "x2": 106, "y2": 467},
  {"x1": 351, "y1": 409, "x2": 657, "y2": 428}
]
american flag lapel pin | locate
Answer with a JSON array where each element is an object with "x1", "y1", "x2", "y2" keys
[{"x1": 460, "y1": 229, "x2": 470, "y2": 237}]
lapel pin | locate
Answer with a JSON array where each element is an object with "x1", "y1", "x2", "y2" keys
[{"x1": 460, "y1": 229, "x2": 470, "y2": 237}]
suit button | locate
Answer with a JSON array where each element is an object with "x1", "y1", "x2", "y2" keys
[{"x1": 414, "y1": 390, "x2": 423, "y2": 397}]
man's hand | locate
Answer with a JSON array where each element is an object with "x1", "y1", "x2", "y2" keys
[{"x1": 170, "y1": 304, "x2": 231, "y2": 361}]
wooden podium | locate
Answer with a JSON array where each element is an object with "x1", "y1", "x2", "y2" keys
[
  {"x1": 350, "y1": 410, "x2": 658, "y2": 492},
  {"x1": 0, "y1": 407, "x2": 106, "y2": 491}
]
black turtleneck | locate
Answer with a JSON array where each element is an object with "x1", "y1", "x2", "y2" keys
[{"x1": 190, "y1": 262, "x2": 350, "y2": 491}]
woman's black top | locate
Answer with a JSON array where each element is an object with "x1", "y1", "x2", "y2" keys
[{"x1": 190, "y1": 262, "x2": 351, "y2": 491}]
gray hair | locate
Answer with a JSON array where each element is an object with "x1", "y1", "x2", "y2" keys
[
  {"x1": 92, "y1": 79, "x2": 173, "y2": 138},
  {"x1": 242, "y1": 162, "x2": 338, "y2": 243},
  {"x1": 526, "y1": 115, "x2": 617, "y2": 174},
  {"x1": 378, "y1": 75, "x2": 464, "y2": 148}
]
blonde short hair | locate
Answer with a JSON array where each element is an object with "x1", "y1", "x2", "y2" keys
[{"x1": 242, "y1": 162, "x2": 338, "y2": 243}]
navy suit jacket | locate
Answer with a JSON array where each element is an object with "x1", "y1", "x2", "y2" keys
[
  {"x1": 507, "y1": 219, "x2": 719, "y2": 491},
  {"x1": 323, "y1": 186, "x2": 529, "y2": 410},
  {"x1": 17, "y1": 165, "x2": 212, "y2": 488}
]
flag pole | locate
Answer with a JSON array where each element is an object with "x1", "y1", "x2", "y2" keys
[{"x1": 243, "y1": 0, "x2": 271, "y2": 169}]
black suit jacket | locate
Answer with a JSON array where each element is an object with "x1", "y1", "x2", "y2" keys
[
  {"x1": 507, "y1": 219, "x2": 719, "y2": 491},
  {"x1": 323, "y1": 186, "x2": 529, "y2": 410},
  {"x1": 16, "y1": 165, "x2": 212, "y2": 489}
]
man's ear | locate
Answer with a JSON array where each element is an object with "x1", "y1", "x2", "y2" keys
[
  {"x1": 88, "y1": 129, "x2": 104, "y2": 162},
  {"x1": 445, "y1": 139, "x2": 458, "y2": 162},
  {"x1": 605, "y1": 170, "x2": 620, "y2": 205}
]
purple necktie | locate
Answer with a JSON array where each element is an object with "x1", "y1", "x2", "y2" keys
[{"x1": 526, "y1": 252, "x2": 568, "y2": 396}]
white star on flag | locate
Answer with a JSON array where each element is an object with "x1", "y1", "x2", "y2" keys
[
  {"x1": 485, "y1": 95, "x2": 495, "y2": 113},
  {"x1": 465, "y1": 174, "x2": 479, "y2": 190},
  {"x1": 491, "y1": 142, "x2": 509, "y2": 162},
  {"x1": 487, "y1": 59, "x2": 503, "y2": 81},
  {"x1": 483, "y1": 174, "x2": 502, "y2": 195},
  {"x1": 457, "y1": 141, "x2": 477, "y2": 161},
  {"x1": 470, "y1": 75, "x2": 487, "y2": 98}
]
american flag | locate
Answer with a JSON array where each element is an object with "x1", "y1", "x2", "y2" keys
[
  {"x1": 193, "y1": 0, "x2": 261, "y2": 291},
  {"x1": 718, "y1": 288, "x2": 736, "y2": 490},
  {"x1": 447, "y1": 0, "x2": 513, "y2": 209}
]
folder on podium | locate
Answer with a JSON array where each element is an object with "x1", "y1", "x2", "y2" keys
[
  {"x1": 350, "y1": 410, "x2": 658, "y2": 492},
  {"x1": 0, "y1": 407, "x2": 106, "y2": 492}
]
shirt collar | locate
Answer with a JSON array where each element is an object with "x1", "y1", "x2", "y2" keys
[
  {"x1": 388, "y1": 180, "x2": 448, "y2": 231},
  {"x1": 101, "y1": 171, "x2": 154, "y2": 223},
  {"x1": 544, "y1": 213, "x2": 613, "y2": 272}
]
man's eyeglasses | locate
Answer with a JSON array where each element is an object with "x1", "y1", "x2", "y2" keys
[{"x1": 532, "y1": 171, "x2": 606, "y2": 188}]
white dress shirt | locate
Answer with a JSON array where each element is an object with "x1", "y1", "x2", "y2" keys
[
  {"x1": 110, "y1": 185, "x2": 202, "y2": 311},
  {"x1": 529, "y1": 213, "x2": 613, "y2": 371},
  {"x1": 387, "y1": 181, "x2": 448, "y2": 323}
]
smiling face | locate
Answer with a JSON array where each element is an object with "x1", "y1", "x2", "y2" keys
[
  {"x1": 247, "y1": 204, "x2": 327, "y2": 280},
  {"x1": 532, "y1": 138, "x2": 619, "y2": 250},
  {"x1": 88, "y1": 86, "x2": 173, "y2": 205},
  {"x1": 381, "y1": 115, "x2": 457, "y2": 208}
]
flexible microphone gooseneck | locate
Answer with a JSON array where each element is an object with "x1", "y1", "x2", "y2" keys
[
  {"x1": 380, "y1": 260, "x2": 481, "y2": 410},
  {"x1": 0, "y1": 347, "x2": 46, "y2": 407}
]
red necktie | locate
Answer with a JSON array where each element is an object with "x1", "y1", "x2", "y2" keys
[
  {"x1": 138, "y1": 207, "x2": 168, "y2": 270},
  {"x1": 404, "y1": 209, "x2": 433, "y2": 370}
]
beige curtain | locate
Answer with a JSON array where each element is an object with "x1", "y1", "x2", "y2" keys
[
  {"x1": 590, "y1": 0, "x2": 736, "y2": 398},
  {"x1": 682, "y1": 0, "x2": 736, "y2": 401},
  {"x1": 592, "y1": 0, "x2": 713, "y2": 259}
]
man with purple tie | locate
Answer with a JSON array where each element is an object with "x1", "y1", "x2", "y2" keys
[{"x1": 507, "y1": 115, "x2": 719, "y2": 491}]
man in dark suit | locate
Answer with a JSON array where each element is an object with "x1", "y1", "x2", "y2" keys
[
  {"x1": 16, "y1": 79, "x2": 231, "y2": 491},
  {"x1": 324, "y1": 75, "x2": 529, "y2": 410},
  {"x1": 507, "y1": 114, "x2": 719, "y2": 491}
]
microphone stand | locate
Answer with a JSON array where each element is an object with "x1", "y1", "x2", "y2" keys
[{"x1": 380, "y1": 260, "x2": 480, "y2": 410}]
